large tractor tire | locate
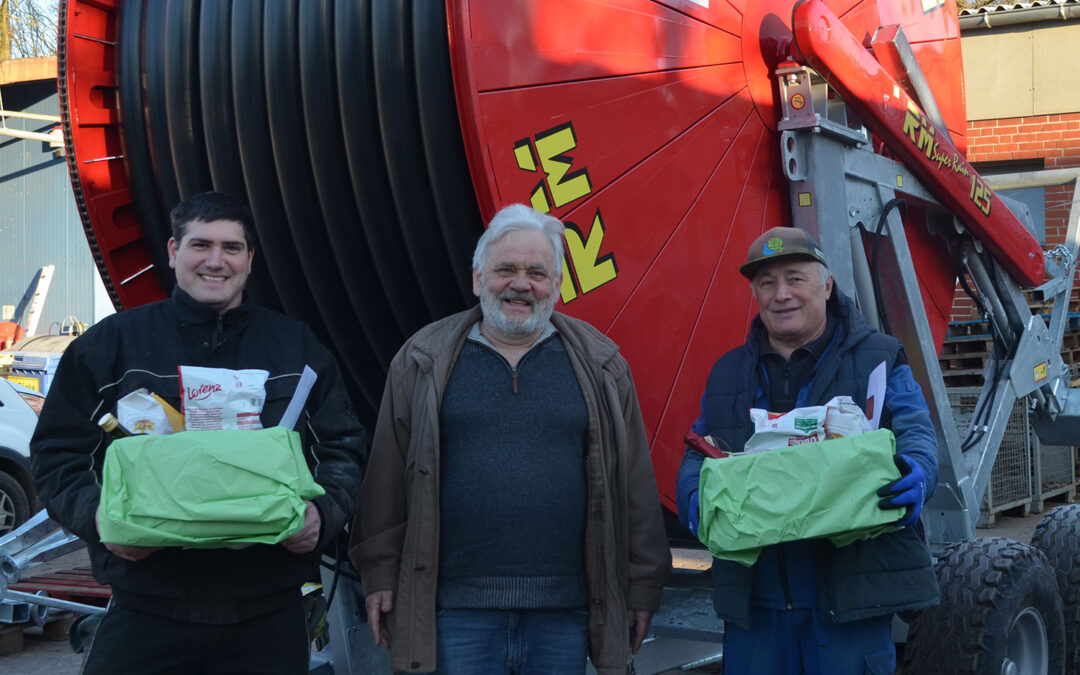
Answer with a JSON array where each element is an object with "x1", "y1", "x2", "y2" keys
[
  {"x1": 902, "y1": 537, "x2": 1065, "y2": 675},
  {"x1": 1031, "y1": 504, "x2": 1080, "y2": 672}
]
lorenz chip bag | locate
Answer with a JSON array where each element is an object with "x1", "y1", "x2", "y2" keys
[
  {"x1": 743, "y1": 395, "x2": 871, "y2": 454},
  {"x1": 179, "y1": 366, "x2": 269, "y2": 431}
]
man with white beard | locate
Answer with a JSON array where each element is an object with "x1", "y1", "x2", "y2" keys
[{"x1": 349, "y1": 204, "x2": 670, "y2": 675}]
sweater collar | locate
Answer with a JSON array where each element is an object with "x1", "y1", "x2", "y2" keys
[{"x1": 466, "y1": 319, "x2": 558, "y2": 350}]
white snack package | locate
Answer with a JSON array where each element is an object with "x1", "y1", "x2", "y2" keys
[
  {"x1": 178, "y1": 365, "x2": 270, "y2": 431},
  {"x1": 823, "y1": 398, "x2": 869, "y2": 439},
  {"x1": 117, "y1": 388, "x2": 174, "y2": 435},
  {"x1": 743, "y1": 395, "x2": 872, "y2": 454}
]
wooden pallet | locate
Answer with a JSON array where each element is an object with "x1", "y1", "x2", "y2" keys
[
  {"x1": 1024, "y1": 287, "x2": 1080, "y2": 315},
  {"x1": 939, "y1": 325, "x2": 1080, "y2": 387},
  {"x1": 978, "y1": 500, "x2": 1031, "y2": 528},
  {"x1": 0, "y1": 613, "x2": 74, "y2": 656},
  {"x1": 1034, "y1": 484, "x2": 1077, "y2": 514}
]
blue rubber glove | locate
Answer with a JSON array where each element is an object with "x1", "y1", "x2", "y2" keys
[
  {"x1": 877, "y1": 454, "x2": 926, "y2": 527},
  {"x1": 688, "y1": 490, "x2": 700, "y2": 537}
]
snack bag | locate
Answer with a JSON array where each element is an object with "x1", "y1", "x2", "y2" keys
[
  {"x1": 743, "y1": 395, "x2": 871, "y2": 454},
  {"x1": 824, "y1": 397, "x2": 868, "y2": 439},
  {"x1": 179, "y1": 366, "x2": 269, "y2": 431},
  {"x1": 117, "y1": 388, "x2": 173, "y2": 435}
]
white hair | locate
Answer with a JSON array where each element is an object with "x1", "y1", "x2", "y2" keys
[
  {"x1": 472, "y1": 204, "x2": 565, "y2": 276},
  {"x1": 816, "y1": 262, "x2": 831, "y2": 287}
]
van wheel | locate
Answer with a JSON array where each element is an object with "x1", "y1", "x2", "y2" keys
[{"x1": 0, "y1": 471, "x2": 30, "y2": 536}]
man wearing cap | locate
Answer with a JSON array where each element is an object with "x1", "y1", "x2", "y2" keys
[{"x1": 675, "y1": 226, "x2": 939, "y2": 673}]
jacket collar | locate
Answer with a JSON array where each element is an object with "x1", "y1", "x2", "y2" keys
[{"x1": 171, "y1": 285, "x2": 251, "y2": 326}]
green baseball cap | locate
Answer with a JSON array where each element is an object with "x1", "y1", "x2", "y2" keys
[{"x1": 740, "y1": 227, "x2": 829, "y2": 280}]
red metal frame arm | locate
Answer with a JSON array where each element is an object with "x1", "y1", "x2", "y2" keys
[{"x1": 792, "y1": 0, "x2": 1044, "y2": 287}]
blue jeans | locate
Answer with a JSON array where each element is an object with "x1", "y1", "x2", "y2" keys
[{"x1": 430, "y1": 608, "x2": 588, "y2": 675}]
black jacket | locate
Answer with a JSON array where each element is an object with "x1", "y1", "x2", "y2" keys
[{"x1": 31, "y1": 288, "x2": 366, "y2": 623}]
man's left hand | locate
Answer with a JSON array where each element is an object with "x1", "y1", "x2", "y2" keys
[
  {"x1": 282, "y1": 501, "x2": 321, "y2": 554},
  {"x1": 877, "y1": 454, "x2": 927, "y2": 527},
  {"x1": 628, "y1": 609, "x2": 653, "y2": 654}
]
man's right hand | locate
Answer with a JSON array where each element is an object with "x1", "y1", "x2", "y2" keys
[
  {"x1": 96, "y1": 511, "x2": 161, "y2": 561},
  {"x1": 104, "y1": 542, "x2": 162, "y2": 561},
  {"x1": 366, "y1": 589, "x2": 394, "y2": 648}
]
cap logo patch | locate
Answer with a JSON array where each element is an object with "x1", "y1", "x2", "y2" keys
[{"x1": 763, "y1": 236, "x2": 784, "y2": 257}]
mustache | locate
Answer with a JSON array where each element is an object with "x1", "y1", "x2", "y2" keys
[{"x1": 499, "y1": 291, "x2": 535, "y2": 305}]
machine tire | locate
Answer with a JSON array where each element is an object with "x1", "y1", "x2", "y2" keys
[
  {"x1": 1031, "y1": 504, "x2": 1080, "y2": 672},
  {"x1": 902, "y1": 537, "x2": 1065, "y2": 675},
  {"x1": 0, "y1": 470, "x2": 30, "y2": 537}
]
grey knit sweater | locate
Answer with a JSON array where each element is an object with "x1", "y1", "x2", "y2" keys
[{"x1": 436, "y1": 330, "x2": 589, "y2": 609}]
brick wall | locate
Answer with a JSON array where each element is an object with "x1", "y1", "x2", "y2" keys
[{"x1": 950, "y1": 114, "x2": 1080, "y2": 321}]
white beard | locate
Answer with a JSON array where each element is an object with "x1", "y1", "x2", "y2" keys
[{"x1": 480, "y1": 285, "x2": 556, "y2": 338}]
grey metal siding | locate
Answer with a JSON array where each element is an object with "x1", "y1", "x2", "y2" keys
[{"x1": 1, "y1": 80, "x2": 109, "y2": 334}]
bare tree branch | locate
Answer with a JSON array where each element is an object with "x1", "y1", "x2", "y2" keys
[{"x1": 1, "y1": 0, "x2": 58, "y2": 60}]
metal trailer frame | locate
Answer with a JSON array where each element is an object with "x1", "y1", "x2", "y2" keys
[
  {"x1": 776, "y1": 35, "x2": 1080, "y2": 550},
  {"x1": 0, "y1": 510, "x2": 105, "y2": 634}
]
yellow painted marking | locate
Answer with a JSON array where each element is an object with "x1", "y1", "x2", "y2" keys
[
  {"x1": 560, "y1": 257, "x2": 578, "y2": 303},
  {"x1": 513, "y1": 140, "x2": 537, "y2": 171},
  {"x1": 798, "y1": 192, "x2": 812, "y2": 207},
  {"x1": 534, "y1": 125, "x2": 592, "y2": 208},
  {"x1": 530, "y1": 184, "x2": 550, "y2": 213},
  {"x1": 1034, "y1": 362, "x2": 1048, "y2": 383},
  {"x1": 6, "y1": 375, "x2": 39, "y2": 391},
  {"x1": 565, "y1": 211, "x2": 617, "y2": 294}
]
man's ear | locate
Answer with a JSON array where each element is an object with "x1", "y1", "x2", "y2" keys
[
  {"x1": 472, "y1": 268, "x2": 483, "y2": 298},
  {"x1": 825, "y1": 274, "x2": 834, "y2": 298},
  {"x1": 167, "y1": 237, "x2": 179, "y2": 269}
]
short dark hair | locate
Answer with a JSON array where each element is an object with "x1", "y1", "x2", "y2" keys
[{"x1": 169, "y1": 192, "x2": 257, "y2": 248}]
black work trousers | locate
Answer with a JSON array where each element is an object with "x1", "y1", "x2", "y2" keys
[{"x1": 81, "y1": 600, "x2": 309, "y2": 674}]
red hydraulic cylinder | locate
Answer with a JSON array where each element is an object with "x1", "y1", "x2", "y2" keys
[{"x1": 791, "y1": 0, "x2": 1045, "y2": 287}]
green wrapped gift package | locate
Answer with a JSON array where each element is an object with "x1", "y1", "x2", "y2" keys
[
  {"x1": 98, "y1": 426, "x2": 325, "y2": 548},
  {"x1": 698, "y1": 428, "x2": 902, "y2": 566}
]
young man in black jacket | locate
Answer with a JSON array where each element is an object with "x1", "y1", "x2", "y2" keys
[{"x1": 31, "y1": 192, "x2": 366, "y2": 674}]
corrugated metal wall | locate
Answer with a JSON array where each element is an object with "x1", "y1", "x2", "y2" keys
[{"x1": 0, "y1": 79, "x2": 111, "y2": 335}]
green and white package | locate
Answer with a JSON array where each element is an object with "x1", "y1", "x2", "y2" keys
[
  {"x1": 698, "y1": 428, "x2": 902, "y2": 566},
  {"x1": 98, "y1": 426, "x2": 324, "y2": 548}
]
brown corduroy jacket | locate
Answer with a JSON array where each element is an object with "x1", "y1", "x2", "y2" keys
[{"x1": 349, "y1": 305, "x2": 671, "y2": 673}]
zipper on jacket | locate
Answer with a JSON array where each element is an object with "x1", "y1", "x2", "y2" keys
[
  {"x1": 511, "y1": 367, "x2": 518, "y2": 394},
  {"x1": 213, "y1": 315, "x2": 224, "y2": 350},
  {"x1": 779, "y1": 544, "x2": 793, "y2": 610}
]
